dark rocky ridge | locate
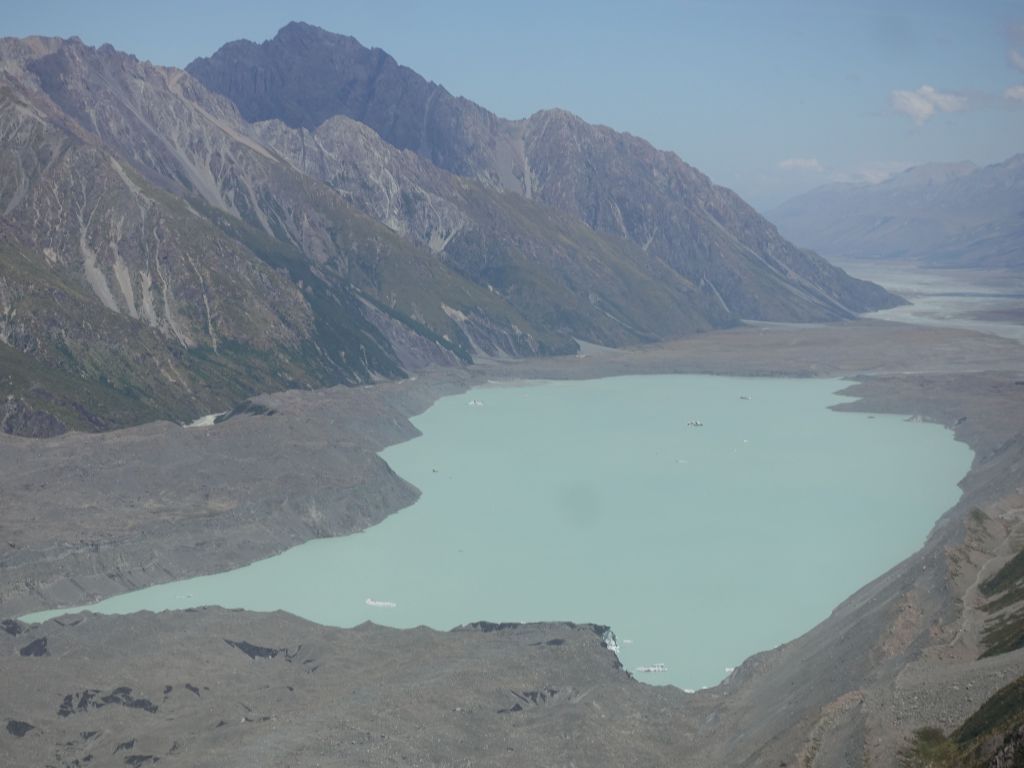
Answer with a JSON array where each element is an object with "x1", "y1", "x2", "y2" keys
[{"x1": 187, "y1": 23, "x2": 509, "y2": 181}]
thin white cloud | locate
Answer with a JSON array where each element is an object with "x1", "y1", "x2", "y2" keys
[
  {"x1": 1012, "y1": 49, "x2": 1024, "y2": 72},
  {"x1": 778, "y1": 157, "x2": 824, "y2": 173},
  {"x1": 890, "y1": 85, "x2": 967, "y2": 124},
  {"x1": 1006, "y1": 84, "x2": 1024, "y2": 102}
]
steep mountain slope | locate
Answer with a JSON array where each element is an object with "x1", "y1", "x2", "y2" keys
[
  {"x1": 188, "y1": 21, "x2": 899, "y2": 323},
  {"x1": 0, "y1": 37, "x2": 584, "y2": 433},
  {"x1": 9, "y1": 36, "x2": 551, "y2": 357},
  {"x1": 0, "y1": 27, "x2": 900, "y2": 435},
  {"x1": 252, "y1": 115, "x2": 733, "y2": 343},
  {"x1": 768, "y1": 156, "x2": 1024, "y2": 267},
  {"x1": 517, "y1": 108, "x2": 896, "y2": 320}
]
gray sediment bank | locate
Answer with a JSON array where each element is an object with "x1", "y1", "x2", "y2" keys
[{"x1": 2, "y1": 319, "x2": 1024, "y2": 766}]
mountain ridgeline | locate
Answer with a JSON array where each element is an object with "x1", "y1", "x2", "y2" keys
[
  {"x1": 769, "y1": 156, "x2": 1024, "y2": 267},
  {"x1": 0, "y1": 23, "x2": 898, "y2": 436}
]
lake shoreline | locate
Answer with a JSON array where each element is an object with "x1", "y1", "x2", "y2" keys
[
  {"x1": 19, "y1": 374, "x2": 972, "y2": 691},
  {"x1": 0, "y1": 319, "x2": 1019, "y2": 617},
  {"x1": 3, "y1": 318, "x2": 1024, "y2": 765}
]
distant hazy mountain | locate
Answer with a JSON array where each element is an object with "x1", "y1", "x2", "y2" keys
[
  {"x1": 0, "y1": 24, "x2": 898, "y2": 435},
  {"x1": 768, "y1": 156, "x2": 1024, "y2": 268}
]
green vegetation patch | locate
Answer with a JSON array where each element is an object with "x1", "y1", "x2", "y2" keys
[
  {"x1": 898, "y1": 727, "x2": 958, "y2": 768},
  {"x1": 977, "y1": 549, "x2": 1024, "y2": 658},
  {"x1": 898, "y1": 675, "x2": 1024, "y2": 768},
  {"x1": 953, "y1": 676, "x2": 1024, "y2": 746},
  {"x1": 979, "y1": 609, "x2": 1024, "y2": 658},
  {"x1": 979, "y1": 550, "x2": 1024, "y2": 601}
]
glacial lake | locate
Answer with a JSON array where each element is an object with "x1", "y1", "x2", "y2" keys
[{"x1": 24, "y1": 375, "x2": 972, "y2": 690}]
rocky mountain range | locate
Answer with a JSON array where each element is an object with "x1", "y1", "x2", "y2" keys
[
  {"x1": 0, "y1": 23, "x2": 898, "y2": 436},
  {"x1": 768, "y1": 155, "x2": 1024, "y2": 268}
]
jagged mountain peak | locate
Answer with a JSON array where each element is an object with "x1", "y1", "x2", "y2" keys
[
  {"x1": 273, "y1": 20, "x2": 372, "y2": 50},
  {"x1": 214, "y1": 20, "x2": 377, "y2": 65},
  {"x1": 187, "y1": 21, "x2": 460, "y2": 133}
]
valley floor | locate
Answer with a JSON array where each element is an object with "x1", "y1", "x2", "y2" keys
[{"x1": 2, "y1": 310, "x2": 1024, "y2": 767}]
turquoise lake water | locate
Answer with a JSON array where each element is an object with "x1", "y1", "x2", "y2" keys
[{"x1": 23, "y1": 375, "x2": 973, "y2": 690}]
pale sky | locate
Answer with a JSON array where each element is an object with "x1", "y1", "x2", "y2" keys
[{"x1": 4, "y1": 0, "x2": 1023, "y2": 209}]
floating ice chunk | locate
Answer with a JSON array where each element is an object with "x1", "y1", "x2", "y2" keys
[
  {"x1": 602, "y1": 629, "x2": 622, "y2": 654},
  {"x1": 184, "y1": 413, "x2": 225, "y2": 428}
]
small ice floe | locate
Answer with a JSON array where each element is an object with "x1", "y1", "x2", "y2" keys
[
  {"x1": 635, "y1": 663, "x2": 668, "y2": 673},
  {"x1": 184, "y1": 413, "x2": 225, "y2": 428},
  {"x1": 622, "y1": 639, "x2": 634, "y2": 645},
  {"x1": 739, "y1": 395, "x2": 751, "y2": 400},
  {"x1": 687, "y1": 420, "x2": 704, "y2": 427},
  {"x1": 468, "y1": 399, "x2": 484, "y2": 407},
  {"x1": 365, "y1": 598, "x2": 397, "y2": 608},
  {"x1": 602, "y1": 629, "x2": 621, "y2": 654}
]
